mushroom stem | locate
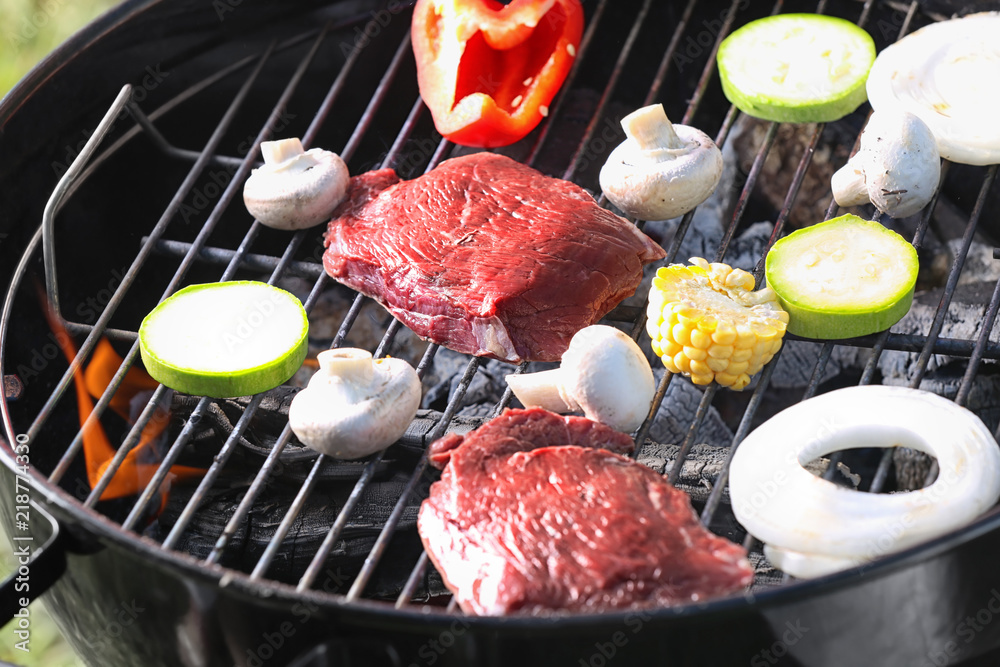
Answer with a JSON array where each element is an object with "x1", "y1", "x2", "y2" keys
[
  {"x1": 317, "y1": 348, "x2": 375, "y2": 384},
  {"x1": 830, "y1": 155, "x2": 869, "y2": 207},
  {"x1": 621, "y1": 104, "x2": 686, "y2": 153},
  {"x1": 261, "y1": 137, "x2": 306, "y2": 165},
  {"x1": 504, "y1": 369, "x2": 575, "y2": 414}
]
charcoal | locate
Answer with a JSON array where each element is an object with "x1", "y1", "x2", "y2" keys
[
  {"x1": 646, "y1": 371, "x2": 734, "y2": 449},
  {"x1": 146, "y1": 452, "x2": 447, "y2": 600},
  {"x1": 731, "y1": 116, "x2": 860, "y2": 231},
  {"x1": 420, "y1": 347, "x2": 514, "y2": 415},
  {"x1": 866, "y1": 282, "x2": 1000, "y2": 383},
  {"x1": 767, "y1": 339, "x2": 842, "y2": 390},
  {"x1": 926, "y1": 239, "x2": 1000, "y2": 289}
]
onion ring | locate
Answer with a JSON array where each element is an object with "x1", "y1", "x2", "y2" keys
[
  {"x1": 865, "y1": 12, "x2": 1000, "y2": 166},
  {"x1": 729, "y1": 385, "x2": 1000, "y2": 578}
]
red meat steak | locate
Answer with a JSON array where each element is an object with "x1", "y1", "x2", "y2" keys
[
  {"x1": 323, "y1": 153, "x2": 666, "y2": 363},
  {"x1": 419, "y1": 408, "x2": 753, "y2": 615}
]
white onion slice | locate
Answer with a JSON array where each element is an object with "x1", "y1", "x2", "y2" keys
[
  {"x1": 729, "y1": 385, "x2": 1000, "y2": 579},
  {"x1": 866, "y1": 12, "x2": 1000, "y2": 166}
]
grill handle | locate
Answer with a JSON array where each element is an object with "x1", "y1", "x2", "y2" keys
[{"x1": 0, "y1": 495, "x2": 69, "y2": 623}]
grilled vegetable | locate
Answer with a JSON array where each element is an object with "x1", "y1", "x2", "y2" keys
[
  {"x1": 599, "y1": 104, "x2": 723, "y2": 221},
  {"x1": 865, "y1": 12, "x2": 1000, "y2": 166},
  {"x1": 243, "y1": 137, "x2": 349, "y2": 230},
  {"x1": 830, "y1": 109, "x2": 941, "y2": 219},
  {"x1": 729, "y1": 385, "x2": 1000, "y2": 578},
  {"x1": 139, "y1": 281, "x2": 309, "y2": 398},
  {"x1": 646, "y1": 258, "x2": 788, "y2": 391},
  {"x1": 716, "y1": 14, "x2": 876, "y2": 123},
  {"x1": 288, "y1": 348, "x2": 421, "y2": 459},
  {"x1": 410, "y1": 0, "x2": 584, "y2": 147},
  {"x1": 505, "y1": 325, "x2": 656, "y2": 433},
  {"x1": 764, "y1": 214, "x2": 918, "y2": 339}
]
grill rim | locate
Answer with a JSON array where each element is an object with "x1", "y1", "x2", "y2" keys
[{"x1": 3, "y1": 0, "x2": 1000, "y2": 634}]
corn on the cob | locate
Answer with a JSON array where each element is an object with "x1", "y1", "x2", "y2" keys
[{"x1": 646, "y1": 257, "x2": 789, "y2": 391}]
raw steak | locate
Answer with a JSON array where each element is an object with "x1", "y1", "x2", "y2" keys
[
  {"x1": 323, "y1": 153, "x2": 666, "y2": 363},
  {"x1": 418, "y1": 408, "x2": 754, "y2": 615}
]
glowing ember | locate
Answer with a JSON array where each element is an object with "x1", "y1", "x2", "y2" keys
[{"x1": 42, "y1": 301, "x2": 203, "y2": 502}]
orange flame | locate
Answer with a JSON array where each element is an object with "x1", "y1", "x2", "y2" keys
[{"x1": 41, "y1": 299, "x2": 203, "y2": 502}]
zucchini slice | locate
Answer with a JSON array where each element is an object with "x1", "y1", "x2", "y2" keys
[
  {"x1": 717, "y1": 14, "x2": 876, "y2": 123},
  {"x1": 865, "y1": 12, "x2": 1000, "y2": 166},
  {"x1": 764, "y1": 215, "x2": 918, "y2": 339},
  {"x1": 139, "y1": 281, "x2": 309, "y2": 398}
]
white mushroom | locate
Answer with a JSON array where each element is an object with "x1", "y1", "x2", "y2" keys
[
  {"x1": 599, "y1": 104, "x2": 723, "y2": 221},
  {"x1": 243, "y1": 137, "x2": 350, "y2": 230},
  {"x1": 504, "y1": 325, "x2": 655, "y2": 433},
  {"x1": 831, "y1": 110, "x2": 940, "y2": 219},
  {"x1": 288, "y1": 348, "x2": 421, "y2": 460}
]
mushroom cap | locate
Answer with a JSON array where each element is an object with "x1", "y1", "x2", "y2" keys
[
  {"x1": 288, "y1": 348, "x2": 421, "y2": 459},
  {"x1": 599, "y1": 124, "x2": 723, "y2": 221},
  {"x1": 560, "y1": 325, "x2": 655, "y2": 432},
  {"x1": 831, "y1": 110, "x2": 940, "y2": 219},
  {"x1": 243, "y1": 147, "x2": 349, "y2": 230},
  {"x1": 861, "y1": 111, "x2": 940, "y2": 219}
]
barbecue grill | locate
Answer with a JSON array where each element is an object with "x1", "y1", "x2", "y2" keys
[{"x1": 3, "y1": 0, "x2": 1000, "y2": 665}]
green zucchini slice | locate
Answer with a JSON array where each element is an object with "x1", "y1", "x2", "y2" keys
[
  {"x1": 717, "y1": 14, "x2": 876, "y2": 123},
  {"x1": 764, "y1": 215, "x2": 918, "y2": 339},
  {"x1": 139, "y1": 281, "x2": 309, "y2": 398}
]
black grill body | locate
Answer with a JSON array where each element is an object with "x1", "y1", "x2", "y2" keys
[{"x1": 4, "y1": 1, "x2": 1000, "y2": 666}]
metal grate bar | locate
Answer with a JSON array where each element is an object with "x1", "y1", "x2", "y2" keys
[
  {"x1": 108, "y1": 26, "x2": 336, "y2": 528},
  {"x1": 666, "y1": 384, "x2": 718, "y2": 484},
  {"x1": 562, "y1": 0, "x2": 654, "y2": 182},
  {"x1": 908, "y1": 165, "x2": 999, "y2": 388},
  {"x1": 45, "y1": 43, "x2": 278, "y2": 485},
  {"x1": 700, "y1": 345, "x2": 784, "y2": 527},
  {"x1": 956, "y1": 278, "x2": 1000, "y2": 407},
  {"x1": 346, "y1": 358, "x2": 482, "y2": 601},
  {"x1": 680, "y1": 0, "x2": 746, "y2": 127},
  {"x1": 524, "y1": 0, "x2": 610, "y2": 167},
  {"x1": 205, "y1": 275, "x2": 333, "y2": 566},
  {"x1": 144, "y1": 238, "x2": 324, "y2": 279},
  {"x1": 341, "y1": 33, "x2": 414, "y2": 163},
  {"x1": 863, "y1": 165, "x2": 1000, "y2": 496},
  {"x1": 685, "y1": 0, "x2": 885, "y2": 531},
  {"x1": 715, "y1": 122, "x2": 779, "y2": 263},
  {"x1": 644, "y1": 0, "x2": 701, "y2": 109},
  {"x1": 167, "y1": 27, "x2": 425, "y2": 554},
  {"x1": 253, "y1": 314, "x2": 414, "y2": 581}
]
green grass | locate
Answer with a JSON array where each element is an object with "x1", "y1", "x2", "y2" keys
[{"x1": 1, "y1": 0, "x2": 121, "y2": 96}]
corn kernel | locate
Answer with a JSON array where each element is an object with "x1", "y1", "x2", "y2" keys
[
  {"x1": 706, "y1": 357, "x2": 730, "y2": 372},
  {"x1": 673, "y1": 352, "x2": 691, "y2": 373},
  {"x1": 672, "y1": 323, "x2": 691, "y2": 346},
  {"x1": 689, "y1": 328, "x2": 713, "y2": 349},
  {"x1": 715, "y1": 371, "x2": 739, "y2": 386},
  {"x1": 684, "y1": 345, "x2": 708, "y2": 361},
  {"x1": 712, "y1": 322, "x2": 737, "y2": 346},
  {"x1": 731, "y1": 348, "x2": 753, "y2": 363},
  {"x1": 708, "y1": 344, "x2": 733, "y2": 359},
  {"x1": 697, "y1": 314, "x2": 719, "y2": 333},
  {"x1": 662, "y1": 356, "x2": 680, "y2": 373},
  {"x1": 689, "y1": 359, "x2": 712, "y2": 376},
  {"x1": 662, "y1": 340, "x2": 683, "y2": 358},
  {"x1": 727, "y1": 360, "x2": 750, "y2": 376}
]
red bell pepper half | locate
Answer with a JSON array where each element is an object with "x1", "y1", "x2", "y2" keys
[{"x1": 411, "y1": 0, "x2": 584, "y2": 148}]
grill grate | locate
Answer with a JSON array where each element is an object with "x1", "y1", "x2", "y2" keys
[{"x1": 4, "y1": 0, "x2": 1000, "y2": 614}]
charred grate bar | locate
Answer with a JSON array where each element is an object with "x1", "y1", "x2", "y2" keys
[{"x1": 5, "y1": 0, "x2": 1000, "y2": 615}]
